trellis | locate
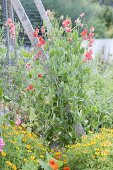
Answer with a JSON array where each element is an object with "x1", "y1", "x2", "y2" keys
[{"x1": 1, "y1": 0, "x2": 52, "y2": 62}]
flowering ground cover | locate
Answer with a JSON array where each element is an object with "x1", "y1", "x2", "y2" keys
[{"x1": 1, "y1": 126, "x2": 113, "y2": 169}]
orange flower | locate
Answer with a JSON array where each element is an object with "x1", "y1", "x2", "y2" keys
[
  {"x1": 41, "y1": 26, "x2": 45, "y2": 34},
  {"x1": 37, "y1": 73, "x2": 43, "y2": 78},
  {"x1": 37, "y1": 36, "x2": 46, "y2": 47},
  {"x1": 49, "y1": 159, "x2": 58, "y2": 170},
  {"x1": 26, "y1": 84, "x2": 34, "y2": 91},
  {"x1": 33, "y1": 28, "x2": 39, "y2": 37},
  {"x1": 63, "y1": 167, "x2": 70, "y2": 170}
]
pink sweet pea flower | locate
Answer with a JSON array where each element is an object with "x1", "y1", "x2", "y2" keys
[
  {"x1": 65, "y1": 27, "x2": 72, "y2": 33},
  {"x1": 75, "y1": 18, "x2": 81, "y2": 25},
  {"x1": 34, "y1": 51, "x2": 42, "y2": 60},
  {"x1": 41, "y1": 26, "x2": 45, "y2": 34},
  {"x1": 84, "y1": 49, "x2": 93, "y2": 62},
  {"x1": 15, "y1": 118, "x2": 21, "y2": 126},
  {"x1": 6, "y1": 18, "x2": 12, "y2": 25},
  {"x1": 6, "y1": 18, "x2": 16, "y2": 39},
  {"x1": 0, "y1": 138, "x2": 5, "y2": 152},
  {"x1": 62, "y1": 19, "x2": 71, "y2": 28},
  {"x1": 25, "y1": 63, "x2": 31, "y2": 70}
]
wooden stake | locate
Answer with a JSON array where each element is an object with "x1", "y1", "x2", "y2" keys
[
  {"x1": 10, "y1": 0, "x2": 47, "y2": 61},
  {"x1": 34, "y1": 0, "x2": 52, "y2": 31}
]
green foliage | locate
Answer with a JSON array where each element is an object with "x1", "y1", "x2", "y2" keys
[{"x1": 82, "y1": 59, "x2": 113, "y2": 132}]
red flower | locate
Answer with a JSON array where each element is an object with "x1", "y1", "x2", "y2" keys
[
  {"x1": 88, "y1": 32, "x2": 94, "y2": 38},
  {"x1": 26, "y1": 85, "x2": 34, "y2": 91},
  {"x1": 6, "y1": 18, "x2": 16, "y2": 39},
  {"x1": 33, "y1": 28, "x2": 39, "y2": 37},
  {"x1": 64, "y1": 27, "x2": 72, "y2": 33},
  {"x1": 38, "y1": 73, "x2": 43, "y2": 78},
  {"x1": 37, "y1": 36, "x2": 46, "y2": 47},
  {"x1": 34, "y1": 51, "x2": 42, "y2": 60},
  {"x1": 80, "y1": 28, "x2": 88, "y2": 37},
  {"x1": 41, "y1": 26, "x2": 45, "y2": 34},
  {"x1": 88, "y1": 39, "x2": 94, "y2": 47},
  {"x1": 49, "y1": 159, "x2": 58, "y2": 170},
  {"x1": 62, "y1": 19, "x2": 71, "y2": 28},
  {"x1": 63, "y1": 167, "x2": 70, "y2": 170},
  {"x1": 84, "y1": 49, "x2": 93, "y2": 62}
]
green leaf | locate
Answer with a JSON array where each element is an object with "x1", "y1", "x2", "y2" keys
[
  {"x1": 0, "y1": 88, "x2": 2, "y2": 97},
  {"x1": 21, "y1": 49, "x2": 32, "y2": 58},
  {"x1": 3, "y1": 95, "x2": 11, "y2": 102},
  {"x1": 0, "y1": 47, "x2": 7, "y2": 54},
  {"x1": 29, "y1": 108, "x2": 37, "y2": 121},
  {"x1": 27, "y1": 127, "x2": 32, "y2": 133},
  {"x1": 46, "y1": 152, "x2": 53, "y2": 161},
  {"x1": 39, "y1": 160, "x2": 51, "y2": 170},
  {"x1": 9, "y1": 120, "x2": 15, "y2": 125},
  {"x1": 21, "y1": 123, "x2": 27, "y2": 128}
]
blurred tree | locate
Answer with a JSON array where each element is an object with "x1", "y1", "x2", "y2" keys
[
  {"x1": 42, "y1": 0, "x2": 97, "y2": 22},
  {"x1": 93, "y1": 0, "x2": 113, "y2": 6}
]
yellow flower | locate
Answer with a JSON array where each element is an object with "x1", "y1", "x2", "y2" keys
[
  {"x1": 1, "y1": 151, "x2": 6, "y2": 157},
  {"x1": 34, "y1": 159, "x2": 39, "y2": 163},
  {"x1": 30, "y1": 155, "x2": 35, "y2": 160},
  {"x1": 15, "y1": 131, "x2": 19, "y2": 135},
  {"x1": 40, "y1": 155, "x2": 44, "y2": 159},
  {"x1": 22, "y1": 138, "x2": 27, "y2": 142},
  {"x1": 83, "y1": 150, "x2": 89, "y2": 154},
  {"x1": 18, "y1": 126, "x2": 22, "y2": 130},
  {"x1": 101, "y1": 142, "x2": 111, "y2": 147},
  {"x1": 95, "y1": 151, "x2": 100, "y2": 155},
  {"x1": 63, "y1": 160, "x2": 67, "y2": 164},
  {"x1": 101, "y1": 149, "x2": 109, "y2": 156},
  {"x1": 26, "y1": 145, "x2": 31, "y2": 150},
  {"x1": 22, "y1": 130, "x2": 27, "y2": 134},
  {"x1": 92, "y1": 155, "x2": 96, "y2": 159},
  {"x1": 6, "y1": 161, "x2": 12, "y2": 166},
  {"x1": 95, "y1": 148, "x2": 100, "y2": 152},
  {"x1": 12, "y1": 165, "x2": 17, "y2": 170},
  {"x1": 27, "y1": 150, "x2": 32, "y2": 153},
  {"x1": 27, "y1": 133, "x2": 32, "y2": 138},
  {"x1": 24, "y1": 158, "x2": 28, "y2": 162},
  {"x1": 55, "y1": 152, "x2": 61, "y2": 156},
  {"x1": 16, "y1": 147, "x2": 19, "y2": 150}
]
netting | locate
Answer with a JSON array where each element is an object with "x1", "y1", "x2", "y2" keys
[{"x1": 0, "y1": 0, "x2": 43, "y2": 47}]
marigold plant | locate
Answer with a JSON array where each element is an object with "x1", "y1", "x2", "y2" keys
[{"x1": 65, "y1": 128, "x2": 113, "y2": 169}]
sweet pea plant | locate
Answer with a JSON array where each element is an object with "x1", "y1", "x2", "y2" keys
[
  {"x1": 0, "y1": 12, "x2": 94, "y2": 146},
  {"x1": 16, "y1": 12, "x2": 94, "y2": 145}
]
